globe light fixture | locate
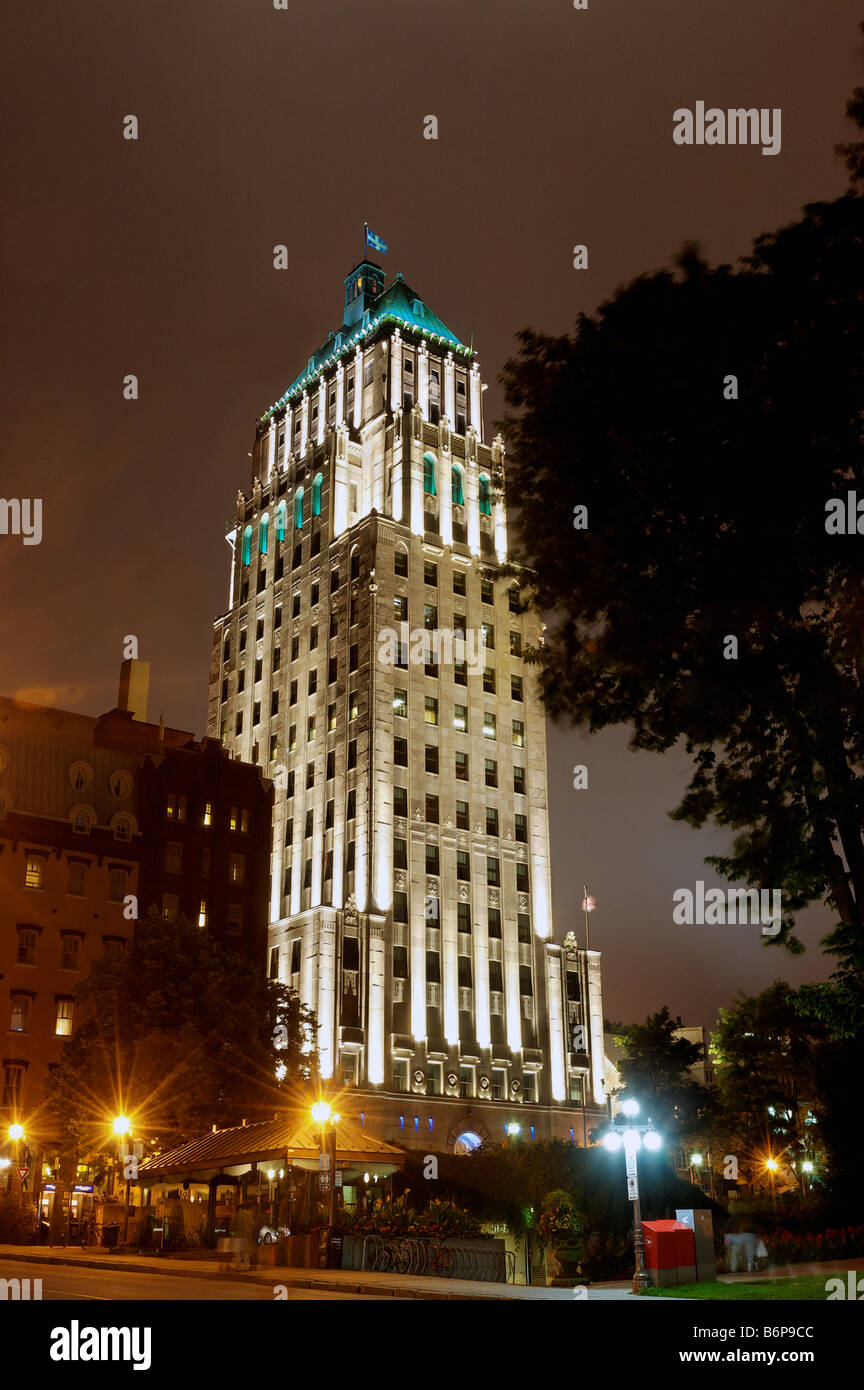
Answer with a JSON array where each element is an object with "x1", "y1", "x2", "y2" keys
[
  {"x1": 691, "y1": 1152, "x2": 703, "y2": 1167},
  {"x1": 621, "y1": 1099, "x2": 640, "y2": 1118},
  {"x1": 643, "y1": 1130, "x2": 662, "y2": 1152},
  {"x1": 603, "y1": 1131, "x2": 622, "y2": 1152},
  {"x1": 802, "y1": 1160, "x2": 814, "y2": 1173},
  {"x1": 506, "y1": 1122, "x2": 521, "y2": 1137}
]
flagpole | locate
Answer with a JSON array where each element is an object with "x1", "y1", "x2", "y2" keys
[
  {"x1": 583, "y1": 884, "x2": 591, "y2": 951},
  {"x1": 363, "y1": 221, "x2": 367, "y2": 263}
]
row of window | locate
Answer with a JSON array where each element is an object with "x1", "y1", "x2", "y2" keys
[
  {"x1": 163, "y1": 843, "x2": 246, "y2": 884},
  {"x1": 241, "y1": 477, "x2": 324, "y2": 564},
  {"x1": 13, "y1": 926, "x2": 126, "y2": 972},
  {"x1": 9, "y1": 994, "x2": 76, "y2": 1037},
  {"x1": 421, "y1": 455, "x2": 492, "y2": 514},
  {"x1": 159, "y1": 894, "x2": 244, "y2": 927},
  {"x1": 164, "y1": 796, "x2": 251, "y2": 833},
  {"x1": 22, "y1": 857, "x2": 130, "y2": 898}
]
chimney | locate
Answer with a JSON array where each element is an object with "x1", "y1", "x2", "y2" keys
[{"x1": 118, "y1": 659, "x2": 150, "y2": 722}]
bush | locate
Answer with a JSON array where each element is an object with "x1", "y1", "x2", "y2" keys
[{"x1": 0, "y1": 1195, "x2": 37, "y2": 1245}]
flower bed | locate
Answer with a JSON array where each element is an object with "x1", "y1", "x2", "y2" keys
[{"x1": 763, "y1": 1224, "x2": 864, "y2": 1265}]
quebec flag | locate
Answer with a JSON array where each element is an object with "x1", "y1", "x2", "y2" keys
[{"x1": 365, "y1": 227, "x2": 388, "y2": 254}]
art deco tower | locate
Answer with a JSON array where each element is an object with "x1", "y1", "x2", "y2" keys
[{"x1": 208, "y1": 260, "x2": 607, "y2": 1149}]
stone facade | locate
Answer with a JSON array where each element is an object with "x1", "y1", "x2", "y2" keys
[{"x1": 209, "y1": 261, "x2": 608, "y2": 1148}]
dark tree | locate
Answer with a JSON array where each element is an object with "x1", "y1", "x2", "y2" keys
[
  {"x1": 500, "y1": 75, "x2": 864, "y2": 1038},
  {"x1": 608, "y1": 1006, "x2": 711, "y2": 1143},
  {"x1": 43, "y1": 908, "x2": 317, "y2": 1159}
]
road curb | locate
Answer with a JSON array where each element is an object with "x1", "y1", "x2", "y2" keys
[{"x1": 0, "y1": 1250, "x2": 518, "y2": 1301}]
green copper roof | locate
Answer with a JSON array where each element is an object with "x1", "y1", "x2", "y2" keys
[{"x1": 262, "y1": 272, "x2": 472, "y2": 422}]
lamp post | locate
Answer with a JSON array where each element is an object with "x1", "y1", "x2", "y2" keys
[
  {"x1": 8, "y1": 1123, "x2": 25, "y2": 1212},
  {"x1": 603, "y1": 1100, "x2": 662, "y2": 1295},
  {"x1": 310, "y1": 1101, "x2": 339, "y2": 1228},
  {"x1": 113, "y1": 1116, "x2": 131, "y2": 1243},
  {"x1": 765, "y1": 1156, "x2": 778, "y2": 1211}
]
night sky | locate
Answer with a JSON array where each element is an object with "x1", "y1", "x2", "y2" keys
[{"x1": 3, "y1": 0, "x2": 860, "y2": 1027}]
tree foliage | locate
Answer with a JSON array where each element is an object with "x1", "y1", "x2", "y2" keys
[
  {"x1": 499, "y1": 83, "x2": 864, "y2": 1036},
  {"x1": 42, "y1": 908, "x2": 317, "y2": 1158},
  {"x1": 608, "y1": 1005, "x2": 712, "y2": 1142}
]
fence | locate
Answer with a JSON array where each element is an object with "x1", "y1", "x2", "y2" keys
[{"x1": 361, "y1": 1234, "x2": 514, "y2": 1283}]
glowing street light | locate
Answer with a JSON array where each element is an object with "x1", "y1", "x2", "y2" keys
[
  {"x1": 8, "y1": 1123, "x2": 24, "y2": 1142},
  {"x1": 602, "y1": 1101, "x2": 662, "y2": 1294},
  {"x1": 311, "y1": 1101, "x2": 332, "y2": 1126},
  {"x1": 765, "y1": 1158, "x2": 779, "y2": 1173}
]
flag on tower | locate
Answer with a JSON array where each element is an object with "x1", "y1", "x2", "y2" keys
[{"x1": 365, "y1": 226, "x2": 388, "y2": 254}]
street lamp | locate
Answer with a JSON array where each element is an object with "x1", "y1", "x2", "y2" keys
[
  {"x1": 8, "y1": 1124, "x2": 25, "y2": 1212},
  {"x1": 113, "y1": 1116, "x2": 132, "y2": 1243},
  {"x1": 603, "y1": 1103, "x2": 662, "y2": 1295},
  {"x1": 310, "y1": 1102, "x2": 339, "y2": 1227}
]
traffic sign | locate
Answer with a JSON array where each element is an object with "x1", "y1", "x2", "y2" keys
[
  {"x1": 17, "y1": 1167, "x2": 29, "y2": 1184},
  {"x1": 627, "y1": 1174, "x2": 639, "y2": 1201}
]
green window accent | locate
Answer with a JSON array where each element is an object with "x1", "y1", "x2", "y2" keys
[
  {"x1": 259, "y1": 512, "x2": 269, "y2": 556},
  {"x1": 241, "y1": 525, "x2": 252, "y2": 567},
  {"x1": 312, "y1": 473, "x2": 323, "y2": 517},
  {"x1": 479, "y1": 474, "x2": 491, "y2": 515},
  {"x1": 423, "y1": 452, "x2": 437, "y2": 496},
  {"x1": 452, "y1": 466, "x2": 464, "y2": 507},
  {"x1": 294, "y1": 487, "x2": 304, "y2": 530},
  {"x1": 275, "y1": 500, "x2": 287, "y2": 542}
]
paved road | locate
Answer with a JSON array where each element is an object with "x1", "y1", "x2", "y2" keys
[{"x1": 0, "y1": 1257, "x2": 383, "y2": 1301}]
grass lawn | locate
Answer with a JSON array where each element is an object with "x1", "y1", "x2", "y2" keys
[{"x1": 644, "y1": 1276, "x2": 831, "y2": 1301}]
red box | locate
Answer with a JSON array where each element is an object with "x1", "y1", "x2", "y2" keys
[{"x1": 641, "y1": 1219, "x2": 696, "y2": 1270}]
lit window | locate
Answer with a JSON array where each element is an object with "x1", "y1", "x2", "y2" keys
[
  {"x1": 483, "y1": 713, "x2": 497, "y2": 740},
  {"x1": 512, "y1": 720, "x2": 525, "y2": 747},
  {"x1": 423, "y1": 453, "x2": 437, "y2": 496},
  {"x1": 453, "y1": 705, "x2": 467, "y2": 732},
  {"x1": 393, "y1": 689, "x2": 408, "y2": 718},
  {"x1": 24, "y1": 856, "x2": 44, "y2": 889},
  {"x1": 55, "y1": 999, "x2": 74, "y2": 1037},
  {"x1": 424, "y1": 696, "x2": 438, "y2": 725},
  {"x1": 451, "y1": 467, "x2": 464, "y2": 507},
  {"x1": 203, "y1": 801, "x2": 212, "y2": 826},
  {"x1": 478, "y1": 474, "x2": 492, "y2": 515},
  {"x1": 230, "y1": 854, "x2": 245, "y2": 885},
  {"x1": 199, "y1": 900, "x2": 208, "y2": 928}
]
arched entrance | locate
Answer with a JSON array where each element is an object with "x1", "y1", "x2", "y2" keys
[{"x1": 453, "y1": 1130, "x2": 483, "y2": 1155}]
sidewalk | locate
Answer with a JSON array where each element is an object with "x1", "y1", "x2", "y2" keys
[{"x1": 0, "y1": 1244, "x2": 636, "y2": 1301}]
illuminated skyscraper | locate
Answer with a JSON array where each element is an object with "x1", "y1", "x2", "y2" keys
[{"x1": 209, "y1": 260, "x2": 607, "y2": 1148}]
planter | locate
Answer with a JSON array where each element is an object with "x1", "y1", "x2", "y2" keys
[{"x1": 283, "y1": 1233, "x2": 319, "y2": 1268}]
